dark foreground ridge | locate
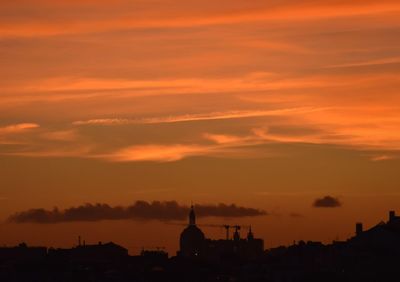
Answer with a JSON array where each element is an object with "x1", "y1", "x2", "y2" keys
[{"x1": 1, "y1": 209, "x2": 400, "y2": 282}]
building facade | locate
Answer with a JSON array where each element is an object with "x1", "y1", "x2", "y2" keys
[{"x1": 178, "y1": 205, "x2": 264, "y2": 261}]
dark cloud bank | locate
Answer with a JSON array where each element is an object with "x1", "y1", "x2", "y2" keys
[
  {"x1": 8, "y1": 201, "x2": 267, "y2": 224},
  {"x1": 313, "y1": 196, "x2": 342, "y2": 208}
]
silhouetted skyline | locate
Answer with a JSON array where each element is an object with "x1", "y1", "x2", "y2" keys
[
  {"x1": 1, "y1": 209, "x2": 400, "y2": 281},
  {"x1": 1, "y1": 0, "x2": 400, "y2": 272}
]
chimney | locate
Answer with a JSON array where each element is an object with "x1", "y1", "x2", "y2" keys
[
  {"x1": 356, "y1": 223, "x2": 363, "y2": 236},
  {"x1": 389, "y1": 211, "x2": 396, "y2": 222}
]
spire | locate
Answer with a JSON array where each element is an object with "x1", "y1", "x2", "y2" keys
[
  {"x1": 247, "y1": 226, "x2": 254, "y2": 241},
  {"x1": 233, "y1": 225, "x2": 241, "y2": 241},
  {"x1": 189, "y1": 204, "x2": 196, "y2": 226}
]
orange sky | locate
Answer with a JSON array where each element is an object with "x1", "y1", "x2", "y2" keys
[{"x1": 1, "y1": 0, "x2": 400, "y2": 255}]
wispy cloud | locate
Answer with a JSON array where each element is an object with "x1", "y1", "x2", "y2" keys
[
  {"x1": 0, "y1": 0, "x2": 399, "y2": 165},
  {"x1": 2, "y1": 1, "x2": 400, "y2": 38},
  {"x1": 0, "y1": 123, "x2": 39, "y2": 134},
  {"x1": 369, "y1": 154, "x2": 397, "y2": 162},
  {"x1": 73, "y1": 118, "x2": 131, "y2": 126},
  {"x1": 1, "y1": 127, "x2": 279, "y2": 162},
  {"x1": 0, "y1": 123, "x2": 40, "y2": 144},
  {"x1": 203, "y1": 133, "x2": 251, "y2": 145},
  {"x1": 2, "y1": 73, "x2": 387, "y2": 105},
  {"x1": 324, "y1": 56, "x2": 400, "y2": 69},
  {"x1": 5, "y1": 146, "x2": 93, "y2": 158},
  {"x1": 0, "y1": 75, "x2": 325, "y2": 105},
  {"x1": 4, "y1": 122, "x2": 399, "y2": 163},
  {"x1": 95, "y1": 127, "x2": 292, "y2": 162},
  {"x1": 98, "y1": 144, "x2": 212, "y2": 162},
  {"x1": 40, "y1": 130, "x2": 78, "y2": 141},
  {"x1": 73, "y1": 107, "x2": 325, "y2": 126}
]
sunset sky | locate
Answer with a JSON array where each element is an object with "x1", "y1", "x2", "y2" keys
[{"x1": 1, "y1": 0, "x2": 400, "y2": 254}]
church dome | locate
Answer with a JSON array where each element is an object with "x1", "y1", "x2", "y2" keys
[
  {"x1": 180, "y1": 225, "x2": 205, "y2": 243},
  {"x1": 179, "y1": 205, "x2": 205, "y2": 257}
]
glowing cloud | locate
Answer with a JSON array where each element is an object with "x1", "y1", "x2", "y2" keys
[
  {"x1": 2, "y1": 1, "x2": 400, "y2": 38},
  {"x1": 72, "y1": 108, "x2": 323, "y2": 126},
  {"x1": 100, "y1": 144, "x2": 211, "y2": 162},
  {"x1": 0, "y1": 123, "x2": 39, "y2": 134}
]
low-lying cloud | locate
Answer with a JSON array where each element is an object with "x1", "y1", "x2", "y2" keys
[
  {"x1": 313, "y1": 196, "x2": 342, "y2": 208},
  {"x1": 8, "y1": 201, "x2": 267, "y2": 224}
]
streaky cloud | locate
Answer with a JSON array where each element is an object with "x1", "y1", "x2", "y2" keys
[
  {"x1": 324, "y1": 56, "x2": 400, "y2": 69},
  {"x1": 72, "y1": 107, "x2": 323, "y2": 126},
  {"x1": 2, "y1": 1, "x2": 400, "y2": 38},
  {"x1": 0, "y1": 123, "x2": 40, "y2": 134},
  {"x1": 99, "y1": 144, "x2": 211, "y2": 162}
]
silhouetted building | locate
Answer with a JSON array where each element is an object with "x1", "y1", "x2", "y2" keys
[
  {"x1": 349, "y1": 210, "x2": 400, "y2": 251},
  {"x1": 48, "y1": 241, "x2": 128, "y2": 263},
  {"x1": 178, "y1": 205, "x2": 264, "y2": 261},
  {"x1": 3, "y1": 210, "x2": 400, "y2": 282},
  {"x1": 179, "y1": 205, "x2": 206, "y2": 258},
  {"x1": 389, "y1": 210, "x2": 400, "y2": 222},
  {"x1": 75, "y1": 241, "x2": 128, "y2": 262},
  {"x1": 0, "y1": 243, "x2": 46, "y2": 263},
  {"x1": 356, "y1": 222, "x2": 363, "y2": 236},
  {"x1": 141, "y1": 249, "x2": 168, "y2": 260}
]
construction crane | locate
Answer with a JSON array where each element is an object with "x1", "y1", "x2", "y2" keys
[
  {"x1": 165, "y1": 222, "x2": 251, "y2": 240},
  {"x1": 222, "y1": 225, "x2": 251, "y2": 240},
  {"x1": 199, "y1": 224, "x2": 251, "y2": 240}
]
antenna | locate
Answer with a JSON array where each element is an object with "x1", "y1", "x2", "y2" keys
[
  {"x1": 223, "y1": 225, "x2": 230, "y2": 240},
  {"x1": 164, "y1": 222, "x2": 251, "y2": 240}
]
